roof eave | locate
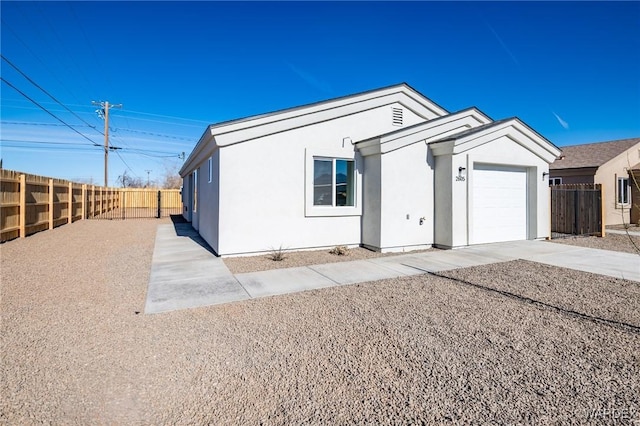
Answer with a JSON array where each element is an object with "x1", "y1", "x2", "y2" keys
[
  {"x1": 430, "y1": 117, "x2": 561, "y2": 162},
  {"x1": 179, "y1": 126, "x2": 216, "y2": 177}
]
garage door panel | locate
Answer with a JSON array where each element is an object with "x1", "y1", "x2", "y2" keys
[{"x1": 472, "y1": 166, "x2": 527, "y2": 244}]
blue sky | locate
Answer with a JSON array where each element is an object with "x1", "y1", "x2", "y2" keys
[{"x1": 1, "y1": 1, "x2": 639, "y2": 186}]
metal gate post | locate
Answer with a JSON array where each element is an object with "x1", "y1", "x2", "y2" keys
[
  {"x1": 157, "y1": 190, "x2": 161, "y2": 219},
  {"x1": 121, "y1": 190, "x2": 126, "y2": 220}
]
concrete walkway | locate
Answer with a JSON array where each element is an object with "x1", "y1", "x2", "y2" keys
[
  {"x1": 145, "y1": 224, "x2": 640, "y2": 314},
  {"x1": 144, "y1": 224, "x2": 251, "y2": 313}
]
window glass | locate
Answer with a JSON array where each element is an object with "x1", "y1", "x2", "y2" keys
[
  {"x1": 549, "y1": 177, "x2": 562, "y2": 186},
  {"x1": 313, "y1": 159, "x2": 332, "y2": 205},
  {"x1": 618, "y1": 177, "x2": 629, "y2": 204},
  {"x1": 336, "y1": 159, "x2": 354, "y2": 206},
  {"x1": 313, "y1": 158, "x2": 355, "y2": 207}
]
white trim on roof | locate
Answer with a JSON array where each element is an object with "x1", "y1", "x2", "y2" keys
[
  {"x1": 430, "y1": 118, "x2": 561, "y2": 163},
  {"x1": 180, "y1": 84, "x2": 447, "y2": 176},
  {"x1": 355, "y1": 108, "x2": 492, "y2": 156}
]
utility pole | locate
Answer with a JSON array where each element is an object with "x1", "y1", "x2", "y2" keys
[
  {"x1": 145, "y1": 170, "x2": 152, "y2": 187},
  {"x1": 92, "y1": 100, "x2": 122, "y2": 187}
]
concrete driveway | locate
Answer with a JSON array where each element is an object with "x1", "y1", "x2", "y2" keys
[{"x1": 145, "y1": 224, "x2": 639, "y2": 314}]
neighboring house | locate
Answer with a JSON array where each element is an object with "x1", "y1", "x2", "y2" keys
[
  {"x1": 549, "y1": 138, "x2": 640, "y2": 226},
  {"x1": 180, "y1": 83, "x2": 561, "y2": 257}
]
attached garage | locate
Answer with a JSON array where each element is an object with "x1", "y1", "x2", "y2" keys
[
  {"x1": 431, "y1": 119, "x2": 560, "y2": 249},
  {"x1": 471, "y1": 164, "x2": 528, "y2": 244}
]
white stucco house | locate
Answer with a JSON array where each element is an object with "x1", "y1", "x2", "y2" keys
[{"x1": 180, "y1": 83, "x2": 561, "y2": 257}]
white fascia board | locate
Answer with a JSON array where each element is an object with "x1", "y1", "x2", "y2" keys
[
  {"x1": 431, "y1": 119, "x2": 562, "y2": 162},
  {"x1": 356, "y1": 108, "x2": 491, "y2": 156},
  {"x1": 212, "y1": 87, "x2": 447, "y2": 147},
  {"x1": 210, "y1": 84, "x2": 447, "y2": 136},
  {"x1": 179, "y1": 127, "x2": 216, "y2": 176},
  {"x1": 379, "y1": 109, "x2": 491, "y2": 154},
  {"x1": 180, "y1": 84, "x2": 449, "y2": 174}
]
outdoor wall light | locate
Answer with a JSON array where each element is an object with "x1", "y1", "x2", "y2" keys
[
  {"x1": 456, "y1": 166, "x2": 467, "y2": 182},
  {"x1": 542, "y1": 171, "x2": 549, "y2": 181}
]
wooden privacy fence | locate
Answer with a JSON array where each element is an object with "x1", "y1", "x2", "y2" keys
[
  {"x1": 92, "y1": 188, "x2": 182, "y2": 220},
  {"x1": 1, "y1": 169, "x2": 182, "y2": 242},
  {"x1": 550, "y1": 184, "x2": 604, "y2": 238}
]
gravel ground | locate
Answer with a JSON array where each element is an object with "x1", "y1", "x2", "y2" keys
[
  {"x1": 223, "y1": 247, "x2": 435, "y2": 274},
  {"x1": 607, "y1": 224, "x2": 640, "y2": 231},
  {"x1": 2, "y1": 220, "x2": 639, "y2": 424},
  {"x1": 549, "y1": 233, "x2": 640, "y2": 255}
]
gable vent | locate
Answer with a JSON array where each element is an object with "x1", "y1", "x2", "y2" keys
[{"x1": 392, "y1": 107, "x2": 403, "y2": 126}]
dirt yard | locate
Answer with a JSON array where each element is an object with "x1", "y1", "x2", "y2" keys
[
  {"x1": 223, "y1": 246, "x2": 435, "y2": 274},
  {"x1": 1, "y1": 220, "x2": 638, "y2": 424}
]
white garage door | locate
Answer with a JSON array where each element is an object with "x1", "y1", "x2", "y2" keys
[{"x1": 472, "y1": 164, "x2": 527, "y2": 244}]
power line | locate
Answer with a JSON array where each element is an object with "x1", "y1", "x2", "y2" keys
[
  {"x1": 1, "y1": 139, "x2": 180, "y2": 157},
  {"x1": 110, "y1": 127, "x2": 194, "y2": 141},
  {"x1": 3, "y1": 97, "x2": 207, "y2": 128},
  {"x1": 1, "y1": 54, "x2": 104, "y2": 136},
  {"x1": 1, "y1": 77, "x2": 102, "y2": 147},
  {"x1": 1, "y1": 121, "x2": 94, "y2": 128},
  {"x1": 34, "y1": 2, "x2": 97, "y2": 100},
  {"x1": 0, "y1": 144, "x2": 103, "y2": 153},
  {"x1": 0, "y1": 15, "x2": 85, "y2": 107},
  {"x1": 120, "y1": 108, "x2": 211, "y2": 124},
  {"x1": 1, "y1": 139, "x2": 106, "y2": 147},
  {"x1": 111, "y1": 114, "x2": 205, "y2": 128},
  {"x1": 114, "y1": 150, "x2": 138, "y2": 178},
  {"x1": 67, "y1": 2, "x2": 116, "y2": 96},
  {"x1": 2, "y1": 138, "x2": 178, "y2": 155}
]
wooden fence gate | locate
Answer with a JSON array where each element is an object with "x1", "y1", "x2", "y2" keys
[
  {"x1": 89, "y1": 188, "x2": 182, "y2": 220},
  {"x1": 550, "y1": 184, "x2": 604, "y2": 238}
]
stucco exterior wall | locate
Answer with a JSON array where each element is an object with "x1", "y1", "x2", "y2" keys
[
  {"x1": 196, "y1": 151, "x2": 220, "y2": 253},
  {"x1": 361, "y1": 154, "x2": 382, "y2": 249},
  {"x1": 210, "y1": 103, "x2": 426, "y2": 256},
  {"x1": 376, "y1": 141, "x2": 435, "y2": 251},
  {"x1": 594, "y1": 144, "x2": 640, "y2": 225},
  {"x1": 434, "y1": 155, "x2": 453, "y2": 248}
]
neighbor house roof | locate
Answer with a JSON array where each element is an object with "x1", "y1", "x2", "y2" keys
[{"x1": 550, "y1": 137, "x2": 640, "y2": 170}]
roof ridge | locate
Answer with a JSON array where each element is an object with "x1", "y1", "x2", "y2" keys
[
  {"x1": 430, "y1": 117, "x2": 515, "y2": 143},
  {"x1": 208, "y1": 82, "x2": 447, "y2": 130}
]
